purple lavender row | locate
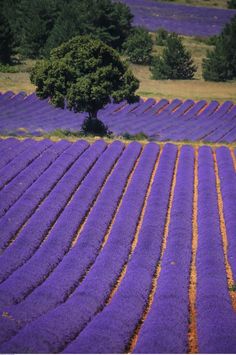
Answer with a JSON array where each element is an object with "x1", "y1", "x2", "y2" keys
[
  {"x1": 169, "y1": 101, "x2": 219, "y2": 141},
  {"x1": 0, "y1": 91, "x2": 14, "y2": 102},
  {"x1": 187, "y1": 101, "x2": 233, "y2": 141},
  {"x1": 126, "y1": 99, "x2": 169, "y2": 135},
  {"x1": 0, "y1": 93, "x2": 25, "y2": 113},
  {"x1": 197, "y1": 147, "x2": 236, "y2": 353},
  {"x1": 0, "y1": 137, "x2": 18, "y2": 151},
  {"x1": 156, "y1": 99, "x2": 195, "y2": 137},
  {"x1": 0, "y1": 143, "x2": 159, "y2": 354},
  {"x1": 108, "y1": 99, "x2": 155, "y2": 133},
  {"x1": 0, "y1": 140, "x2": 89, "y2": 250},
  {"x1": 0, "y1": 142, "x2": 141, "y2": 345},
  {"x1": 143, "y1": 99, "x2": 182, "y2": 137},
  {"x1": 126, "y1": 99, "x2": 179, "y2": 137},
  {"x1": 0, "y1": 140, "x2": 106, "y2": 286},
  {"x1": 0, "y1": 139, "x2": 36, "y2": 170},
  {"x1": 216, "y1": 147, "x2": 236, "y2": 279},
  {"x1": 0, "y1": 141, "x2": 122, "y2": 307},
  {"x1": 0, "y1": 140, "x2": 70, "y2": 218},
  {"x1": 64, "y1": 143, "x2": 178, "y2": 354},
  {"x1": 199, "y1": 106, "x2": 236, "y2": 142},
  {"x1": 134, "y1": 145, "x2": 194, "y2": 354},
  {"x1": 220, "y1": 126, "x2": 236, "y2": 143},
  {"x1": 204, "y1": 105, "x2": 236, "y2": 142},
  {"x1": 159, "y1": 100, "x2": 206, "y2": 141},
  {"x1": 0, "y1": 139, "x2": 52, "y2": 191}
]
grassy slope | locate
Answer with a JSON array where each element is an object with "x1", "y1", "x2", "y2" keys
[
  {"x1": 133, "y1": 35, "x2": 236, "y2": 103},
  {"x1": 0, "y1": 35, "x2": 236, "y2": 103}
]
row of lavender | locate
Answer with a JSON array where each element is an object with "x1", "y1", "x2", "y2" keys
[
  {"x1": 0, "y1": 138, "x2": 236, "y2": 353},
  {"x1": 1, "y1": 91, "x2": 236, "y2": 143},
  {"x1": 117, "y1": 0, "x2": 236, "y2": 37}
]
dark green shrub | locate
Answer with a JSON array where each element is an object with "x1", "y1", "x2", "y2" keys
[
  {"x1": 228, "y1": 0, "x2": 236, "y2": 8},
  {"x1": 156, "y1": 28, "x2": 169, "y2": 46},
  {"x1": 81, "y1": 117, "x2": 109, "y2": 136},
  {"x1": 123, "y1": 27, "x2": 153, "y2": 64}
]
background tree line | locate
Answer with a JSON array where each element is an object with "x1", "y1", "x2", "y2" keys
[
  {"x1": 1, "y1": 0, "x2": 133, "y2": 59},
  {"x1": 0, "y1": 0, "x2": 236, "y2": 82}
]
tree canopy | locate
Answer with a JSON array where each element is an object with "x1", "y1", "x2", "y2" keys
[
  {"x1": 150, "y1": 33, "x2": 196, "y2": 80},
  {"x1": 31, "y1": 35, "x2": 139, "y2": 134},
  {"x1": 203, "y1": 15, "x2": 236, "y2": 81},
  {"x1": 0, "y1": 10, "x2": 14, "y2": 64},
  {"x1": 4, "y1": 0, "x2": 133, "y2": 58},
  {"x1": 123, "y1": 27, "x2": 153, "y2": 64}
]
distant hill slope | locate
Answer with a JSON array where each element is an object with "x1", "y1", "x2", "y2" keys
[{"x1": 118, "y1": 0, "x2": 236, "y2": 36}]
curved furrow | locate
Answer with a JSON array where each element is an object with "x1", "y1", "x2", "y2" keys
[
  {"x1": 63, "y1": 143, "x2": 178, "y2": 354},
  {"x1": 0, "y1": 140, "x2": 71, "y2": 218},
  {"x1": 188, "y1": 148, "x2": 199, "y2": 354},
  {"x1": 0, "y1": 137, "x2": 18, "y2": 151},
  {"x1": 0, "y1": 140, "x2": 89, "y2": 250},
  {"x1": 0, "y1": 143, "x2": 159, "y2": 354},
  {"x1": 0, "y1": 139, "x2": 34, "y2": 170},
  {"x1": 230, "y1": 149, "x2": 236, "y2": 171},
  {"x1": 0, "y1": 140, "x2": 107, "y2": 286},
  {"x1": 0, "y1": 139, "x2": 52, "y2": 193},
  {"x1": 213, "y1": 151, "x2": 236, "y2": 310},
  {"x1": 0, "y1": 142, "x2": 141, "y2": 345},
  {"x1": 134, "y1": 145, "x2": 194, "y2": 354},
  {"x1": 216, "y1": 147, "x2": 236, "y2": 281},
  {"x1": 0, "y1": 142, "x2": 123, "y2": 304},
  {"x1": 196, "y1": 147, "x2": 236, "y2": 353}
]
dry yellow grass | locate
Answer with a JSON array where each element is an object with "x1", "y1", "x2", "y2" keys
[
  {"x1": 0, "y1": 72, "x2": 35, "y2": 94},
  {"x1": 132, "y1": 64, "x2": 236, "y2": 103}
]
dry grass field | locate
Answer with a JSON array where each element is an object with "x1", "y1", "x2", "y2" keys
[{"x1": 1, "y1": 35, "x2": 236, "y2": 103}]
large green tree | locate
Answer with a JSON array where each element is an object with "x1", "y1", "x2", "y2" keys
[
  {"x1": 150, "y1": 33, "x2": 196, "y2": 80},
  {"x1": 203, "y1": 15, "x2": 236, "y2": 81},
  {"x1": 31, "y1": 36, "x2": 139, "y2": 134}
]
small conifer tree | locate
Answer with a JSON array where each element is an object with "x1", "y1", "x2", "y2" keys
[
  {"x1": 203, "y1": 15, "x2": 236, "y2": 81},
  {"x1": 150, "y1": 33, "x2": 196, "y2": 80}
]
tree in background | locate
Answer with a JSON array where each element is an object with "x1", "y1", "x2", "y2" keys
[
  {"x1": 15, "y1": 0, "x2": 60, "y2": 58},
  {"x1": 5, "y1": 0, "x2": 133, "y2": 58},
  {"x1": 0, "y1": 11, "x2": 14, "y2": 64},
  {"x1": 150, "y1": 33, "x2": 196, "y2": 79},
  {"x1": 31, "y1": 36, "x2": 139, "y2": 135},
  {"x1": 156, "y1": 28, "x2": 169, "y2": 46},
  {"x1": 203, "y1": 15, "x2": 236, "y2": 81},
  {"x1": 227, "y1": 0, "x2": 236, "y2": 8},
  {"x1": 123, "y1": 27, "x2": 153, "y2": 64}
]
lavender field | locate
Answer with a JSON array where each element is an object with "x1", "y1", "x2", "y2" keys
[
  {"x1": 0, "y1": 138, "x2": 236, "y2": 353},
  {"x1": 118, "y1": 0, "x2": 236, "y2": 36},
  {"x1": 1, "y1": 91, "x2": 236, "y2": 143}
]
